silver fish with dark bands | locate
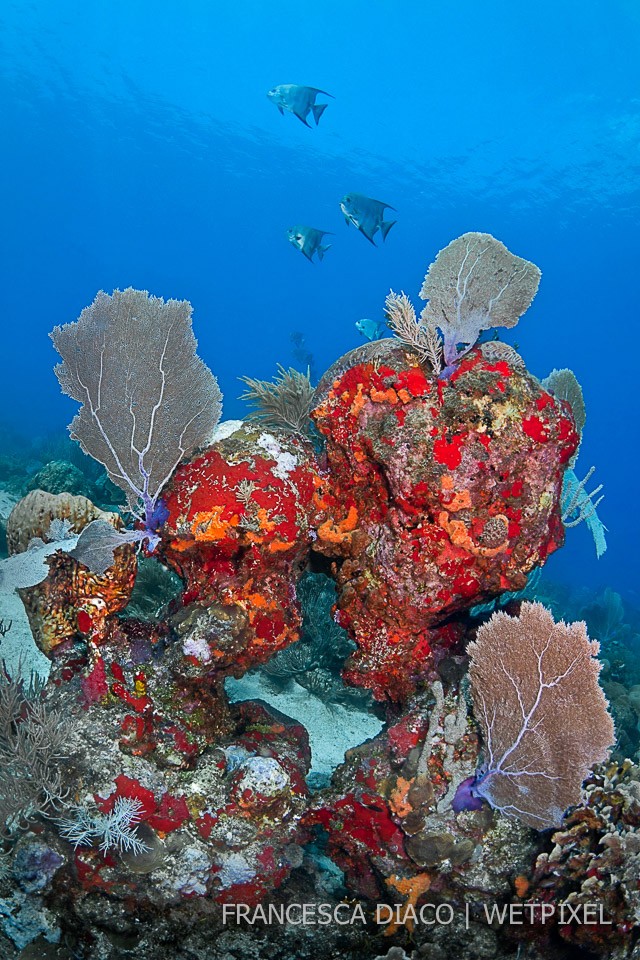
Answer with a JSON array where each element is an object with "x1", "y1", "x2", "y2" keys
[
  {"x1": 267, "y1": 84, "x2": 334, "y2": 127},
  {"x1": 340, "y1": 192, "x2": 396, "y2": 246},
  {"x1": 287, "y1": 225, "x2": 332, "y2": 263}
]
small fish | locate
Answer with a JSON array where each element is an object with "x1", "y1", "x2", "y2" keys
[
  {"x1": 267, "y1": 84, "x2": 334, "y2": 127},
  {"x1": 355, "y1": 318, "x2": 386, "y2": 341},
  {"x1": 340, "y1": 193, "x2": 396, "y2": 246},
  {"x1": 287, "y1": 225, "x2": 332, "y2": 263}
]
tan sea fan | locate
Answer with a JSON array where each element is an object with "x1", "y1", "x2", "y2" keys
[
  {"x1": 468, "y1": 601, "x2": 614, "y2": 830},
  {"x1": 420, "y1": 232, "x2": 541, "y2": 369}
]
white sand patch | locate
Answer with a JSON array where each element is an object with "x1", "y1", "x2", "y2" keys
[
  {"x1": 226, "y1": 673, "x2": 383, "y2": 782},
  {"x1": 1, "y1": 490, "x2": 49, "y2": 679},
  {"x1": 0, "y1": 589, "x2": 49, "y2": 681}
]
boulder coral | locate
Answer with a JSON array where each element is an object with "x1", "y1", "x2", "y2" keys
[
  {"x1": 159, "y1": 421, "x2": 326, "y2": 677},
  {"x1": 312, "y1": 340, "x2": 579, "y2": 701}
]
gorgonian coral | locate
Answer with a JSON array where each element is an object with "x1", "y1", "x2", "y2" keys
[
  {"x1": 239, "y1": 364, "x2": 315, "y2": 436},
  {"x1": 50, "y1": 288, "x2": 222, "y2": 549},
  {"x1": 420, "y1": 232, "x2": 540, "y2": 374},
  {"x1": 385, "y1": 233, "x2": 540, "y2": 378},
  {"x1": 462, "y1": 601, "x2": 614, "y2": 829}
]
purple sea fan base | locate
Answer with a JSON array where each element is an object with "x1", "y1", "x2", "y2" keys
[{"x1": 452, "y1": 776, "x2": 484, "y2": 813}]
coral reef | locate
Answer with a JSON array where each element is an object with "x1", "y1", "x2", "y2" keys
[
  {"x1": 5, "y1": 491, "x2": 136, "y2": 655},
  {"x1": 0, "y1": 242, "x2": 629, "y2": 960},
  {"x1": 520, "y1": 760, "x2": 640, "y2": 955},
  {"x1": 5, "y1": 615, "x2": 313, "y2": 918},
  {"x1": 306, "y1": 679, "x2": 537, "y2": 918},
  {"x1": 159, "y1": 421, "x2": 325, "y2": 677},
  {"x1": 311, "y1": 340, "x2": 578, "y2": 701}
]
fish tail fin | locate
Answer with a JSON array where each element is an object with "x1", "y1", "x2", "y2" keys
[
  {"x1": 380, "y1": 220, "x2": 397, "y2": 241},
  {"x1": 312, "y1": 102, "x2": 328, "y2": 125},
  {"x1": 317, "y1": 243, "x2": 332, "y2": 261}
]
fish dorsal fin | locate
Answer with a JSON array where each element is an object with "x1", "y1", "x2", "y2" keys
[
  {"x1": 369, "y1": 198, "x2": 396, "y2": 212},
  {"x1": 308, "y1": 88, "x2": 335, "y2": 98}
]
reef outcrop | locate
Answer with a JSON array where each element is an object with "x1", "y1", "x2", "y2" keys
[
  {"x1": 159, "y1": 421, "x2": 325, "y2": 677},
  {"x1": 312, "y1": 340, "x2": 578, "y2": 701},
  {"x1": 0, "y1": 243, "x2": 622, "y2": 960},
  {"x1": 5, "y1": 490, "x2": 137, "y2": 655}
]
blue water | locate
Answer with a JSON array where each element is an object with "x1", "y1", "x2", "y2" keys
[{"x1": 0, "y1": 0, "x2": 638, "y2": 599}]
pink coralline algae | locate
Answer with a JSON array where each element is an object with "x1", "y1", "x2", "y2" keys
[{"x1": 311, "y1": 340, "x2": 579, "y2": 701}]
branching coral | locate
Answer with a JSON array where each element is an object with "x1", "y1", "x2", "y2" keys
[
  {"x1": 561, "y1": 466, "x2": 607, "y2": 557},
  {"x1": 540, "y1": 368, "x2": 606, "y2": 556},
  {"x1": 0, "y1": 667, "x2": 74, "y2": 834},
  {"x1": 239, "y1": 365, "x2": 315, "y2": 436}
]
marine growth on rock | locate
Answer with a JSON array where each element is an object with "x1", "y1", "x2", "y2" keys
[{"x1": 0, "y1": 243, "x2": 620, "y2": 960}]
